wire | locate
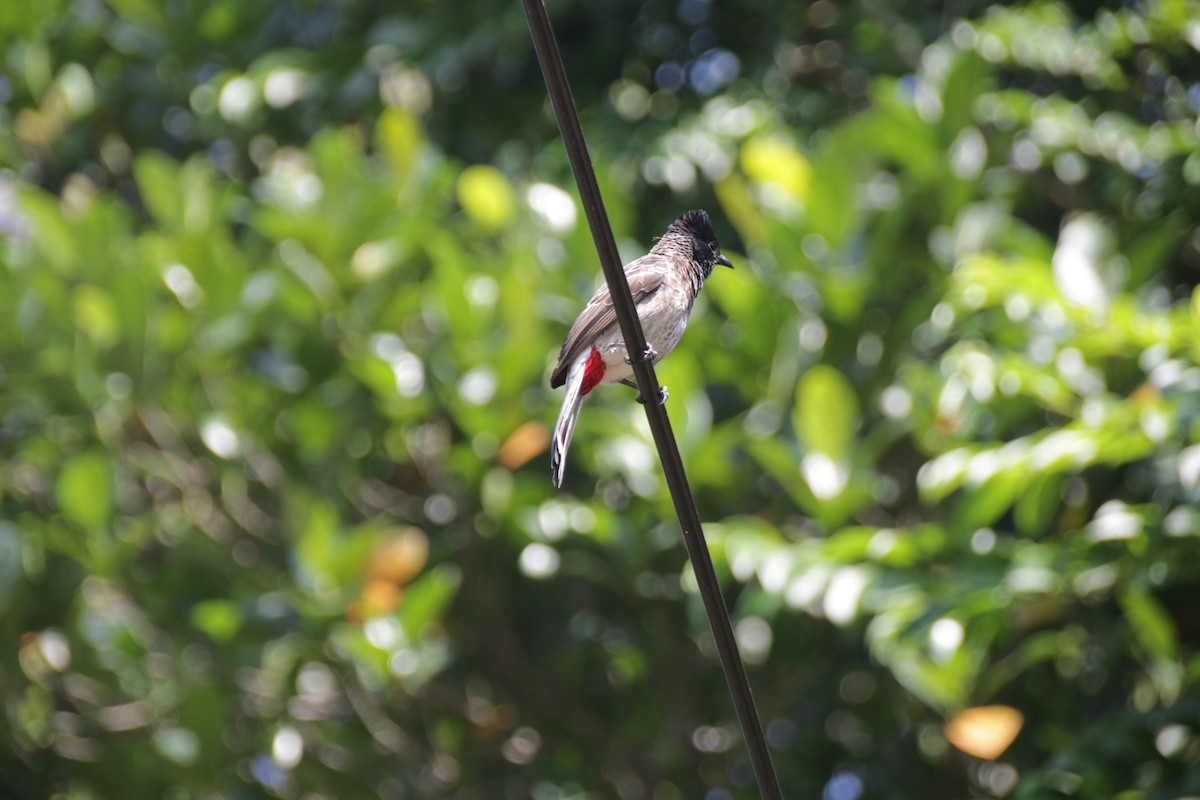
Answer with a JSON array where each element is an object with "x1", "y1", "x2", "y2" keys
[{"x1": 520, "y1": 2, "x2": 785, "y2": 796}]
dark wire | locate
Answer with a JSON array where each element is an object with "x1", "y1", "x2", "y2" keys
[{"x1": 520, "y1": 2, "x2": 784, "y2": 797}]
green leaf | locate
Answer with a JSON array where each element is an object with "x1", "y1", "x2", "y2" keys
[
  {"x1": 289, "y1": 401, "x2": 340, "y2": 458},
  {"x1": 885, "y1": 648, "x2": 978, "y2": 712},
  {"x1": 198, "y1": 0, "x2": 237, "y2": 39},
  {"x1": 740, "y1": 136, "x2": 811, "y2": 200},
  {"x1": 821, "y1": 268, "x2": 870, "y2": 324},
  {"x1": 704, "y1": 252, "x2": 764, "y2": 319},
  {"x1": 940, "y1": 50, "x2": 988, "y2": 138},
  {"x1": 190, "y1": 599, "x2": 242, "y2": 644},
  {"x1": 293, "y1": 496, "x2": 341, "y2": 592},
  {"x1": 716, "y1": 515, "x2": 784, "y2": 579},
  {"x1": 1125, "y1": 212, "x2": 1186, "y2": 290},
  {"x1": 714, "y1": 173, "x2": 767, "y2": 243},
  {"x1": 952, "y1": 470, "x2": 1029, "y2": 531},
  {"x1": 794, "y1": 364, "x2": 859, "y2": 459},
  {"x1": 0, "y1": 523, "x2": 21, "y2": 614},
  {"x1": 838, "y1": 87, "x2": 940, "y2": 180},
  {"x1": 56, "y1": 451, "x2": 113, "y2": 531},
  {"x1": 133, "y1": 151, "x2": 183, "y2": 229},
  {"x1": 71, "y1": 284, "x2": 120, "y2": 347},
  {"x1": 398, "y1": 564, "x2": 462, "y2": 641},
  {"x1": 1014, "y1": 473, "x2": 1064, "y2": 536},
  {"x1": 608, "y1": 643, "x2": 647, "y2": 682},
  {"x1": 350, "y1": 354, "x2": 403, "y2": 400},
  {"x1": 18, "y1": 188, "x2": 79, "y2": 273},
  {"x1": 105, "y1": 0, "x2": 162, "y2": 23},
  {"x1": 456, "y1": 165, "x2": 515, "y2": 231},
  {"x1": 377, "y1": 107, "x2": 422, "y2": 179},
  {"x1": 1119, "y1": 584, "x2": 1178, "y2": 663},
  {"x1": 804, "y1": 149, "x2": 855, "y2": 247}
]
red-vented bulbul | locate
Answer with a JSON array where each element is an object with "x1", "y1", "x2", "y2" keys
[{"x1": 549, "y1": 209, "x2": 733, "y2": 487}]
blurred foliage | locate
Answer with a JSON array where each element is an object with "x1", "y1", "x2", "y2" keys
[{"x1": 3, "y1": 0, "x2": 1200, "y2": 798}]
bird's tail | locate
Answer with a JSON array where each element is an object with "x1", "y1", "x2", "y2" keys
[{"x1": 551, "y1": 363, "x2": 586, "y2": 488}]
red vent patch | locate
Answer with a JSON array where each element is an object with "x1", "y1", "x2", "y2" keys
[{"x1": 580, "y1": 347, "x2": 605, "y2": 395}]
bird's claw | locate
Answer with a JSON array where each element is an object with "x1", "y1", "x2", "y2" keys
[
  {"x1": 635, "y1": 386, "x2": 669, "y2": 406},
  {"x1": 625, "y1": 343, "x2": 659, "y2": 366},
  {"x1": 620, "y1": 377, "x2": 668, "y2": 405}
]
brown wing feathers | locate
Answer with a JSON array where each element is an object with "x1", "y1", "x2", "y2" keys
[{"x1": 549, "y1": 262, "x2": 666, "y2": 388}]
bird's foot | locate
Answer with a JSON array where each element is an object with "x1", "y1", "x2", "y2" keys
[
  {"x1": 622, "y1": 378, "x2": 668, "y2": 405},
  {"x1": 624, "y1": 343, "x2": 659, "y2": 366},
  {"x1": 641, "y1": 386, "x2": 669, "y2": 406}
]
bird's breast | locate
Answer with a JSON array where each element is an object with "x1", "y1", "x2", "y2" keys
[
  {"x1": 639, "y1": 305, "x2": 690, "y2": 356},
  {"x1": 592, "y1": 285, "x2": 694, "y2": 385}
]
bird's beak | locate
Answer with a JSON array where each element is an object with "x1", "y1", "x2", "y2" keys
[{"x1": 716, "y1": 254, "x2": 733, "y2": 269}]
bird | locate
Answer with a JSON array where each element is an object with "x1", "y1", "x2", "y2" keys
[{"x1": 549, "y1": 209, "x2": 733, "y2": 488}]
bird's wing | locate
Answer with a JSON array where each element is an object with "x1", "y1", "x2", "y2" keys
[{"x1": 549, "y1": 258, "x2": 666, "y2": 388}]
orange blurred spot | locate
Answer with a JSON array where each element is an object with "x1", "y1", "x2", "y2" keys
[
  {"x1": 366, "y1": 527, "x2": 429, "y2": 587},
  {"x1": 1129, "y1": 383, "x2": 1160, "y2": 406},
  {"x1": 933, "y1": 413, "x2": 960, "y2": 435},
  {"x1": 945, "y1": 705, "x2": 1023, "y2": 760},
  {"x1": 350, "y1": 528, "x2": 429, "y2": 622},
  {"x1": 497, "y1": 421, "x2": 550, "y2": 471},
  {"x1": 361, "y1": 579, "x2": 403, "y2": 617}
]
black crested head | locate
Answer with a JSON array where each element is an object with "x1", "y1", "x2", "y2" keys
[
  {"x1": 666, "y1": 209, "x2": 733, "y2": 271},
  {"x1": 673, "y1": 209, "x2": 717, "y2": 243}
]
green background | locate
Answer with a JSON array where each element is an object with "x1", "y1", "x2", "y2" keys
[{"x1": 2, "y1": 0, "x2": 1200, "y2": 797}]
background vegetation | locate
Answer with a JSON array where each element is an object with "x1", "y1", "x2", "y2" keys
[{"x1": 3, "y1": 0, "x2": 1200, "y2": 797}]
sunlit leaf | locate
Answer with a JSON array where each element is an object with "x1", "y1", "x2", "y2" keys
[
  {"x1": 714, "y1": 172, "x2": 767, "y2": 243},
  {"x1": 366, "y1": 528, "x2": 429, "y2": 587},
  {"x1": 945, "y1": 706, "x2": 1024, "y2": 760},
  {"x1": 496, "y1": 421, "x2": 550, "y2": 471},
  {"x1": 133, "y1": 151, "x2": 183, "y2": 229},
  {"x1": 377, "y1": 107, "x2": 422, "y2": 179},
  {"x1": 740, "y1": 136, "x2": 810, "y2": 199},
  {"x1": 1119, "y1": 584, "x2": 1178, "y2": 663},
  {"x1": 456, "y1": 165, "x2": 515, "y2": 231},
  {"x1": 70, "y1": 284, "x2": 120, "y2": 347},
  {"x1": 56, "y1": 451, "x2": 113, "y2": 531},
  {"x1": 1014, "y1": 473, "x2": 1064, "y2": 536},
  {"x1": 190, "y1": 599, "x2": 242, "y2": 644},
  {"x1": 952, "y1": 470, "x2": 1028, "y2": 530},
  {"x1": 794, "y1": 364, "x2": 859, "y2": 459}
]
